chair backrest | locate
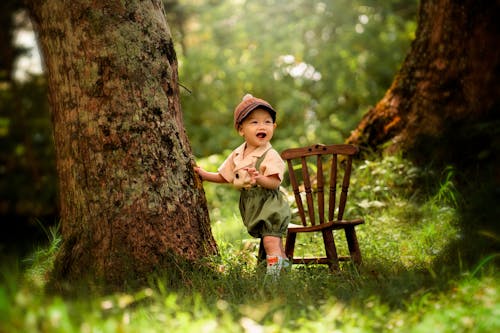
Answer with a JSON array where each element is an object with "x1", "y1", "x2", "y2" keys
[{"x1": 281, "y1": 144, "x2": 358, "y2": 226}]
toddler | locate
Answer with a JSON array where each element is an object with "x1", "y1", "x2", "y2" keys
[{"x1": 194, "y1": 94, "x2": 291, "y2": 277}]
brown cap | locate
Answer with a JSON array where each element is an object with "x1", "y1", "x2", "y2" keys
[{"x1": 233, "y1": 94, "x2": 276, "y2": 130}]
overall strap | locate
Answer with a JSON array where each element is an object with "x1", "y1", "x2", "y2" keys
[{"x1": 255, "y1": 148, "x2": 271, "y2": 170}]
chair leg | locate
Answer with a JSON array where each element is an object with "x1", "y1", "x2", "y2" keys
[
  {"x1": 322, "y1": 230, "x2": 340, "y2": 271},
  {"x1": 285, "y1": 231, "x2": 297, "y2": 261},
  {"x1": 345, "y1": 226, "x2": 362, "y2": 266}
]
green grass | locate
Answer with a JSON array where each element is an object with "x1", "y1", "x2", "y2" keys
[{"x1": 1, "y1": 154, "x2": 498, "y2": 332}]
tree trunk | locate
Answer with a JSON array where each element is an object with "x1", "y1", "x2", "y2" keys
[
  {"x1": 347, "y1": 0, "x2": 499, "y2": 167},
  {"x1": 26, "y1": 0, "x2": 217, "y2": 290}
]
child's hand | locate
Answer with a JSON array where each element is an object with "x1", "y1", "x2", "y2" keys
[
  {"x1": 192, "y1": 167, "x2": 227, "y2": 184},
  {"x1": 245, "y1": 167, "x2": 261, "y2": 185},
  {"x1": 245, "y1": 168, "x2": 281, "y2": 189},
  {"x1": 193, "y1": 166, "x2": 204, "y2": 180}
]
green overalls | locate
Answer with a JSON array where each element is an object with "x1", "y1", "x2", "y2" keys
[{"x1": 238, "y1": 150, "x2": 291, "y2": 238}]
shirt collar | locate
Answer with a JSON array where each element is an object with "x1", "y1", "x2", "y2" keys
[{"x1": 234, "y1": 142, "x2": 272, "y2": 158}]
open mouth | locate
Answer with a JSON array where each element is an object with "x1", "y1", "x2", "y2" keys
[{"x1": 256, "y1": 132, "x2": 267, "y2": 138}]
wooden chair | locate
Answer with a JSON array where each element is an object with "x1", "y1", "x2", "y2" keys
[{"x1": 282, "y1": 143, "x2": 364, "y2": 271}]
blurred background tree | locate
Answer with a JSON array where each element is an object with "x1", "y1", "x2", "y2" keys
[
  {"x1": 0, "y1": 2, "x2": 55, "y2": 255},
  {"x1": 1, "y1": 0, "x2": 417, "y2": 255}
]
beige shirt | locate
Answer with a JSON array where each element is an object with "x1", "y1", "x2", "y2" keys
[{"x1": 218, "y1": 142, "x2": 285, "y2": 189}]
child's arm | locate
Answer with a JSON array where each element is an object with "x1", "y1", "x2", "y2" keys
[
  {"x1": 245, "y1": 167, "x2": 281, "y2": 190},
  {"x1": 194, "y1": 166, "x2": 228, "y2": 183}
]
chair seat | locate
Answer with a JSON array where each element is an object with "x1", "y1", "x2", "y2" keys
[{"x1": 287, "y1": 219, "x2": 364, "y2": 233}]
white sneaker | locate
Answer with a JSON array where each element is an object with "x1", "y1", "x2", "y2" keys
[{"x1": 266, "y1": 255, "x2": 282, "y2": 277}]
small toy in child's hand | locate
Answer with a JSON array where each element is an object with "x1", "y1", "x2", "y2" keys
[{"x1": 244, "y1": 167, "x2": 260, "y2": 185}]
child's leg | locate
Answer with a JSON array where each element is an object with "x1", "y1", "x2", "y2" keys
[
  {"x1": 262, "y1": 235, "x2": 283, "y2": 257},
  {"x1": 263, "y1": 235, "x2": 289, "y2": 276}
]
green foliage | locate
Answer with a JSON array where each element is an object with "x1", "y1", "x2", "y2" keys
[
  {"x1": 1, "y1": 154, "x2": 498, "y2": 332},
  {"x1": 170, "y1": 0, "x2": 417, "y2": 156},
  {"x1": 350, "y1": 156, "x2": 462, "y2": 270}
]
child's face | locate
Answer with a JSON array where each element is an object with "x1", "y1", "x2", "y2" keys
[{"x1": 238, "y1": 108, "x2": 276, "y2": 148}]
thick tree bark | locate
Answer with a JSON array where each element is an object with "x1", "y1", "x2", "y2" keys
[
  {"x1": 26, "y1": 0, "x2": 217, "y2": 289},
  {"x1": 347, "y1": 0, "x2": 499, "y2": 166}
]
